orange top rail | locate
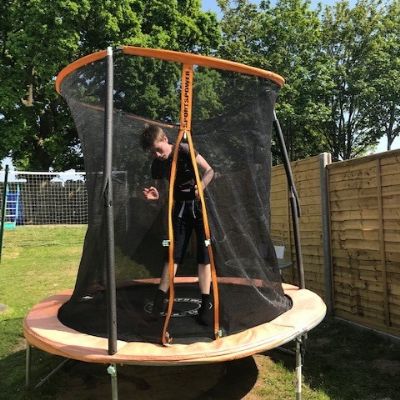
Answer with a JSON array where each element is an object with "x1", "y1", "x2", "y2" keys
[{"x1": 55, "y1": 46, "x2": 285, "y2": 94}]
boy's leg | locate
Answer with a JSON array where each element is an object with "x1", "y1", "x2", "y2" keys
[
  {"x1": 158, "y1": 202, "x2": 191, "y2": 293},
  {"x1": 153, "y1": 203, "x2": 191, "y2": 316},
  {"x1": 198, "y1": 263, "x2": 211, "y2": 295},
  {"x1": 197, "y1": 263, "x2": 213, "y2": 325},
  {"x1": 194, "y1": 203, "x2": 211, "y2": 295},
  {"x1": 152, "y1": 262, "x2": 177, "y2": 316},
  {"x1": 159, "y1": 262, "x2": 178, "y2": 293},
  {"x1": 194, "y1": 204, "x2": 213, "y2": 325}
]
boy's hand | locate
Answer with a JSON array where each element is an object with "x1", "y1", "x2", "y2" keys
[{"x1": 143, "y1": 186, "x2": 159, "y2": 200}]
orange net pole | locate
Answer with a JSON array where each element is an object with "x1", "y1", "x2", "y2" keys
[
  {"x1": 161, "y1": 64, "x2": 221, "y2": 344},
  {"x1": 161, "y1": 64, "x2": 195, "y2": 345},
  {"x1": 161, "y1": 128, "x2": 184, "y2": 345}
]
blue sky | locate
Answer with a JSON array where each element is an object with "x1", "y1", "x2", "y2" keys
[
  {"x1": 201, "y1": 0, "x2": 399, "y2": 153},
  {"x1": 202, "y1": 0, "x2": 341, "y2": 16}
]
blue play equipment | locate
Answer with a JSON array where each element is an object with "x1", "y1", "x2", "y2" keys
[{"x1": 4, "y1": 184, "x2": 21, "y2": 230}]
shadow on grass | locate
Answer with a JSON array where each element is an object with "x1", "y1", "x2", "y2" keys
[
  {"x1": 1, "y1": 346, "x2": 259, "y2": 400},
  {"x1": 268, "y1": 317, "x2": 400, "y2": 400}
]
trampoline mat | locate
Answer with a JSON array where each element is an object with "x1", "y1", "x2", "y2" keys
[{"x1": 58, "y1": 282, "x2": 291, "y2": 344}]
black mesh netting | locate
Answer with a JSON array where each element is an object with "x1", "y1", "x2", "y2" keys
[{"x1": 57, "y1": 52, "x2": 292, "y2": 343}]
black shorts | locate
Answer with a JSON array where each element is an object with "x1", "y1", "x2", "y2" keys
[{"x1": 170, "y1": 200, "x2": 210, "y2": 265}]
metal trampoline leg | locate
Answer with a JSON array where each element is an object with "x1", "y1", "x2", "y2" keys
[
  {"x1": 295, "y1": 336, "x2": 303, "y2": 400},
  {"x1": 25, "y1": 343, "x2": 31, "y2": 388},
  {"x1": 34, "y1": 358, "x2": 70, "y2": 389},
  {"x1": 107, "y1": 364, "x2": 118, "y2": 400}
]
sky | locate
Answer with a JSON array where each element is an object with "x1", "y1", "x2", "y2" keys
[
  {"x1": 202, "y1": 0, "x2": 339, "y2": 16},
  {"x1": 201, "y1": 0, "x2": 400, "y2": 154}
]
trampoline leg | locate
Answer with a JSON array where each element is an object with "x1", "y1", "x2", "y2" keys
[
  {"x1": 25, "y1": 342, "x2": 31, "y2": 388},
  {"x1": 34, "y1": 358, "x2": 70, "y2": 389},
  {"x1": 295, "y1": 336, "x2": 303, "y2": 400},
  {"x1": 107, "y1": 364, "x2": 118, "y2": 400}
]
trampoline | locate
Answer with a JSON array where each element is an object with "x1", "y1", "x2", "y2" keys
[
  {"x1": 24, "y1": 46, "x2": 326, "y2": 399},
  {"x1": 24, "y1": 282, "x2": 324, "y2": 364}
]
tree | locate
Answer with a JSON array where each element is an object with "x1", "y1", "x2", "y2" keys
[
  {"x1": 217, "y1": 0, "x2": 262, "y2": 66},
  {"x1": 319, "y1": 0, "x2": 384, "y2": 160},
  {"x1": 363, "y1": 0, "x2": 400, "y2": 151},
  {"x1": 0, "y1": 0, "x2": 220, "y2": 170},
  {"x1": 218, "y1": 0, "x2": 328, "y2": 162},
  {"x1": 0, "y1": 1, "x2": 93, "y2": 170}
]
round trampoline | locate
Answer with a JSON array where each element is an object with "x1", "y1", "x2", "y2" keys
[
  {"x1": 23, "y1": 46, "x2": 326, "y2": 398},
  {"x1": 24, "y1": 282, "x2": 325, "y2": 365}
]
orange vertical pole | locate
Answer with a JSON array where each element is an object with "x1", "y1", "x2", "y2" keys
[
  {"x1": 161, "y1": 64, "x2": 220, "y2": 344},
  {"x1": 161, "y1": 64, "x2": 194, "y2": 345}
]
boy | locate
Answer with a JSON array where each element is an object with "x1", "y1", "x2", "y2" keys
[{"x1": 141, "y1": 124, "x2": 214, "y2": 325}]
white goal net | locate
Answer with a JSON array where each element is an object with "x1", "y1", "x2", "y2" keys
[{"x1": 1, "y1": 170, "x2": 88, "y2": 226}]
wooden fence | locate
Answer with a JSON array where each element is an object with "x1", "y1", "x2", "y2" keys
[
  {"x1": 327, "y1": 150, "x2": 400, "y2": 336},
  {"x1": 271, "y1": 149, "x2": 400, "y2": 337}
]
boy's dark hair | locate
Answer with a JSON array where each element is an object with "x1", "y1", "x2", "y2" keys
[{"x1": 140, "y1": 124, "x2": 166, "y2": 151}]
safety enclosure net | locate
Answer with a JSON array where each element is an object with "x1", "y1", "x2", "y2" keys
[{"x1": 57, "y1": 49, "x2": 292, "y2": 344}]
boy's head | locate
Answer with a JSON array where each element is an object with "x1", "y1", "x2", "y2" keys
[{"x1": 140, "y1": 124, "x2": 172, "y2": 160}]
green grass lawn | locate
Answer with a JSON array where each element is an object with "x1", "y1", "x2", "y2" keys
[{"x1": 0, "y1": 225, "x2": 399, "y2": 400}]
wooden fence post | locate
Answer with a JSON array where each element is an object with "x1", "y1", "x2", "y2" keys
[
  {"x1": 376, "y1": 157, "x2": 391, "y2": 327},
  {"x1": 320, "y1": 153, "x2": 333, "y2": 314}
]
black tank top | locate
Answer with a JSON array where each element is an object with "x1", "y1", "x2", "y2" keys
[{"x1": 151, "y1": 143, "x2": 197, "y2": 201}]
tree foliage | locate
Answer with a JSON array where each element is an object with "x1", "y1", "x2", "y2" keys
[
  {"x1": 0, "y1": 0, "x2": 220, "y2": 170},
  {"x1": 362, "y1": 0, "x2": 400, "y2": 151},
  {"x1": 217, "y1": 0, "x2": 400, "y2": 161},
  {"x1": 319, "y1": 0, "x2": 385, "y2": 160},
  {"x1": 218, "y1": 0, "x2": 328, "y2": 161},
  {"x1": 1, "y1": 0, "x2": 400, "y2": 169}
]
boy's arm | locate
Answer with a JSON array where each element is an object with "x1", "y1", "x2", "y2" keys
[
  {"x1": 143, "y1": 185, "x2": 159, "y2": 200},
  {"x1": 196, "y1": 154, "x2": 214, "y2": 190},
  {"x1": 144, "y1": 159, "x2": 167, "y2": 201},
  {"x1": 143, "y1": 179, "x2": 164, "y2": 201}
]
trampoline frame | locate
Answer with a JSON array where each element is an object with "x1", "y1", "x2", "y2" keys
[
  {"x1": 24, "y1": 283, "x2": 324, "y2": 399},
  {"x1": 24, "y1": 283, "x2": 325, "y2": 399}
]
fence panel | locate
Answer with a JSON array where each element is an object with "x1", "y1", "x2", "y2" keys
[{"x1": 327, "y1": 150, "x2": 400, "y2": 335}]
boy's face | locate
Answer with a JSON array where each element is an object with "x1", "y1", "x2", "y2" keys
[{"x1": 150, "y1": 136, "x2": 172, "y2": 160}]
